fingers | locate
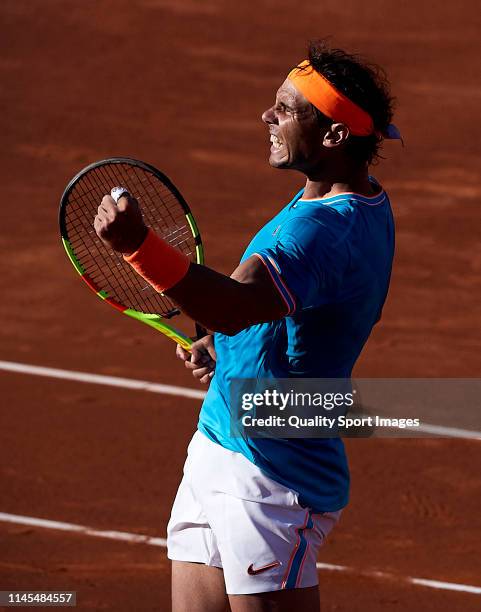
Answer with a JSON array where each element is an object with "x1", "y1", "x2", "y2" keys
[
  {"x1": 93, "y1": 215, "x2": 102, "y2": 233},
  {"x1": 189, "y1": 365, "x2": 215, "y2": 384},
  {"x1": 184, "y1": 354, "x2": 215, "y2": 370},
  {"x1": 190, "y1": 345, "x2": 215, "y2": 367},
  {"x1": 189, "y1": 365, "x2": 212, "y2": 379},
  {"x1": 117, "y1": 194, "x2": 138, "y2": 212},
  {"x1": 100, "y1": 194, "x2": 117, "y2": 212},
  {"x1": 176, "y1": 344, "x2": 189, "y2": 361},
  {"x1": 94, "y1": 191, "x2": 146, "y2": 254},
  {"x1": 94, "y1": 210, "x2": 111, "y2": 241},
  {"x1": 186, "y1": 342, "x2": 215, "y2": 379},
  {"x1": 96, "y1": 196, "x2": 117, "y2": 227},
  {"x1": 98, "y1": 193, "x2": 138, "y2": 216},
  {"x1": 199, "y1": 371, "x2": 214, "y2": 384},
  {"x1": 187, "y1": 335, "x2": 216, "y2": 385},
  {"x1": 191, "y1": 335, "x2": 216, "y2": 362},
  {"x1": 205, "y1": 340, "x2": 216, "y2": 362},
  {"x1": 176, "y1": 340, "x2": 214, "y2": 385},
  {"x1": 177, "y1": 343, "x2": 213, "y2": 369},
  {"x1": 190, "y1": 344, "x2": 207, "y2": 364}
]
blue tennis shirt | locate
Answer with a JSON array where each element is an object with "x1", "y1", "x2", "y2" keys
[{"x1": 198, "y1": 181, "x2": 395, "y2": 512}]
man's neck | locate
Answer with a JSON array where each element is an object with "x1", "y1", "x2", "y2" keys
[{"x1": 301, "y1": 165, "x2": 378, "y2": 200}]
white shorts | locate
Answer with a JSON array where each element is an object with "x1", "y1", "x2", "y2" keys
[{"x1": 167, "y1": 430, "x2": 341, "y2": 595}]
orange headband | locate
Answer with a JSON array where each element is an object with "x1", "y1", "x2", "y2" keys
[{"x1": 287, "y1": 60, "x2": 374, "y2": 137}]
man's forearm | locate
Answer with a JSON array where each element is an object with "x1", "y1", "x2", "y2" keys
[{"x1": 166, "y1": 260, "x2": 286, "y2": 335}]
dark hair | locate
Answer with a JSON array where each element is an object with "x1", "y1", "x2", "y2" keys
[{"x1": 307, "y1": 40, "x2": 395, "y2": 165}]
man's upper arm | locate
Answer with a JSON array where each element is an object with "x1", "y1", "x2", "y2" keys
[
  {"x1": 230, "y1": 255, "x2": 291, "y2": 322},
  {"x1": 166, "y1": 215, "x2": 346, "y2": 335},
  {"x1": 253, "y1": 217, "x2": 347, "y2": 311},
  {"x1": 165, "y1": 253, "x2": 291, "y2": 336}
]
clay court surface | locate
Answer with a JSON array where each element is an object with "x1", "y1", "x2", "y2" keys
[{"x1": 1, "y1": 1, "x2": 481, "y2": 610}]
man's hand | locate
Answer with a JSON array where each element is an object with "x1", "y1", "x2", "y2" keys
[
  {"x1": 94, "y1": 193, "x2": 148, "y2": 255},
  {"x1": 176, "y1": 335, "x2": 216, "y2": 384}
]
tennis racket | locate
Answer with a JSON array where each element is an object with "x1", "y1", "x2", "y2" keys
[{"x1": 59, "y1": 157, "x2": 204, "y2": 351}]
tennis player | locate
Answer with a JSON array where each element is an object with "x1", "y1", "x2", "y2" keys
[{"x1": 95, "y1": 41, "x2": 398, "y2": 611}]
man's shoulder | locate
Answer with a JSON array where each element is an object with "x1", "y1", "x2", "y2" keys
[{"x1": 279, "y1": 202, "x2": 357, "y2": 247}]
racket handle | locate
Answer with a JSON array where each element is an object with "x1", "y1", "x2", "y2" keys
[
  {"x1": 111, "y1": 186, "x2": 131, "y2": 203},
  {"x1": 195, "y1": 323, "x2": 207, "y2": 340}
]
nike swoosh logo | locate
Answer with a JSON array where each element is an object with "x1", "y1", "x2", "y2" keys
[{"x1": 247, "y1": 560, "x2": 281, "y2": 575}]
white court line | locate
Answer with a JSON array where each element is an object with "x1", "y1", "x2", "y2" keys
[
  {"x1": 405, "y1": 422, "x2": 481, "y2": 440},
  {"x1": 1, "y1": 360, "x2": 481, "y2": 440},
  {"x1": 356, "y1": 413, "x2": 481, "y2": 441},
  {"x1": 0, "y1": 360, "x2": 206, "y2": 400},
  {"x1": 409, "y1": 577, "x2": 481, "y2": 595},
  {"x1": 316, "y1": 562, "x2": 481, "y2": 595},
  {"x1": 0, "y1": 512, "x2": 166, "y2": 547},
  {"x1": 2, "y1": 363, "x2": 480, "y2": 594},
  {"x1": 0, "y1": 512, "x2": 480, "y2": 596}
]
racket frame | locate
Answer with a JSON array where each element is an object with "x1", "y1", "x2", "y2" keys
[{"x1": 59, "y1": 157, "x2": 204, "y2": 351}]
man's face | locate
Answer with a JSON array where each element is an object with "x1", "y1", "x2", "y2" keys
[{"x1": 262, "y1": 78, "x2": 325, "y2": 171}]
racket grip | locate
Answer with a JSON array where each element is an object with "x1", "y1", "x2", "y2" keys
[
  {"x1": 111, "y1": 186, "x2": 131, "y2": 203},
  {"x1": 195, "y1": 323, "x2": 207, "y2": 340}
]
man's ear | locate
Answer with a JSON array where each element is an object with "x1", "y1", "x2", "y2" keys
[{"x1": 322, "y1": 123, "x2": 350, "y2": 148}]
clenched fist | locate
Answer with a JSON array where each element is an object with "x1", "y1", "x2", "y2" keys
[{"x1": 94, "y1": 192, "x2": 148, "y2": 255}]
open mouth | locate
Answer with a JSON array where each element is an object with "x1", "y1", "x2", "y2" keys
[{"x1": 270, "y1": 133, "x2": 283, "y2": 150}]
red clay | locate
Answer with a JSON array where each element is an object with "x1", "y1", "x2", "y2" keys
[{"x1": 1, "y1": 1, "x2": 480, "y2": 610}]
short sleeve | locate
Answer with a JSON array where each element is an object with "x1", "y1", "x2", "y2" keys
[{"x1": 254, "y1": 216, "x2": 348, "y2": 312}]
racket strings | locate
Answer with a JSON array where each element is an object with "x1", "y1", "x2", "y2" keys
[
  {"x1": 63, "y1": 162, "x2": 198, "y2": 316},
  {"x1": 104, "y1": 164, "x2": 194, "y2": 256},
  {"x1": 73, "y1": 166, "x2": 180, "y2": 313},
  {"x1": 73, "y1": 170, "x2": 152, "y2": 312}
]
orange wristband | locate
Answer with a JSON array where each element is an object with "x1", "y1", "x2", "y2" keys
[{"x1": 123, "y1": 228, "x2": 190, "y2": 293}]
